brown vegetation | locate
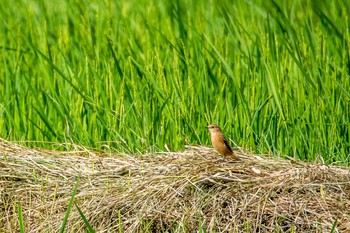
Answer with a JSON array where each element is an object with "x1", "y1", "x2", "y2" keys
[{"x1": 1, "y1": 138, "x2": 350, "y2": 232}]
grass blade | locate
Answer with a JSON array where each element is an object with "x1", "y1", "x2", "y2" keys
[
  {"x1": 18, "y1": 201, "x2": 25, "y2": 233},
  {"x1": 59, "y1": 178, "x2": 79, "y2": 233},
  {"x1": 75, "y1": 203, "x2": 95, "y2": 233}
]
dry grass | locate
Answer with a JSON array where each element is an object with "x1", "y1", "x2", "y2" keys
[{"x1": 1, "y1": 138, "x2": 350, "y2": 232}]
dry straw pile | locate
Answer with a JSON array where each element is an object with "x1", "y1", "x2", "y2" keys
[{"x1": 1, "y1": 138, "x2": 350, "y2": 232}]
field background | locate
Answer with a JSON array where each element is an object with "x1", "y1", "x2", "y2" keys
[{"x1": 0, "y1": 0, "x2": 349, "y2": 164}]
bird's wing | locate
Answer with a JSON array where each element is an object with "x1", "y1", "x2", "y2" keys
[{"x1": 222, "y1": 137, "x2": 233, "y2": 153}]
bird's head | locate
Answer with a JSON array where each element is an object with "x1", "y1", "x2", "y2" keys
[{"x1": 206, "y1": 124, "x2": 222, "y2": 133}]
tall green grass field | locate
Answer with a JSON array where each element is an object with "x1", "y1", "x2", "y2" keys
[{"x1": 0, "y1": 0, "x2": 349, "y2": 164}]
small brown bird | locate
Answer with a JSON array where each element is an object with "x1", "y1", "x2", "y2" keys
[{"x1": 206, "y1": 124, "x2": 238, "y2": 159}]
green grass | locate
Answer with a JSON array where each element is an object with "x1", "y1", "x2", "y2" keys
[
  {"x1": 17, "y1": 201, "x2": 25, "y2": 233},
  {"x1": 0, "y1": 0, "x2": 349, "y2": 164}
]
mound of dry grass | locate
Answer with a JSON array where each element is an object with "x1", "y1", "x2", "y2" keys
[{"x1": 1, "y1": 138, "x2": 350, "y2": 232}]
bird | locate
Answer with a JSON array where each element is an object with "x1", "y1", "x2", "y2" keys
[{"x1": 206, "y1": 124, "x2": 238, "y2": 159}]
